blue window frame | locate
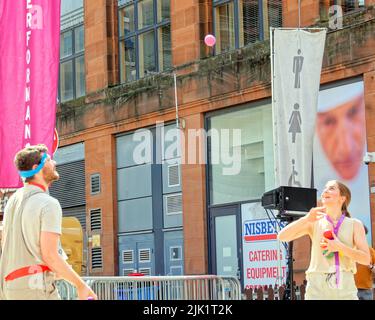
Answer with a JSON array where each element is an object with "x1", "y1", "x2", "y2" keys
[
  {"x1": 118, "y1": 0, "x2": 172, "y2": 83},
  {"x1": 213, "y1": 0, "x2": 282, "y2": 54}
]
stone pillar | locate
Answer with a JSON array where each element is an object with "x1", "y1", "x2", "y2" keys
[
  {"x1": 84, "y1": 0, "x2": 119, "y2": 94},
  {"x1": 171, "y1": 0, "x2": 211, "y2": 66},
  {"x1": 85, "y1": 135, "x2": 118, "y2": 275},
  {"x1": 181, "y1": 113, "x2": 208, "y2": 274},
  {"x1": 282, "y1": 0, "x2": 320, "y2": 28},
  {"x1": 364, "y1": 71, "x2": 375, "y2": 247}
]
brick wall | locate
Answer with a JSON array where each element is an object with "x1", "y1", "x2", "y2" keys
[
  {"x1": 171, "y1": 0, "x2": 199, "y2": 66},
  {"x1": 364, "y1": 71, "x2": 375, "y2": 246},
  {"x1": 282, "y1": 0, "x2": 321, "y2": 28},
  {"x1": 181, "y1": 113, "x2": 208, "y2": 274},
  {"x1": 85, "y1": 0, "x2": 118, "y2": 94},
  {"x1": 85, "y1": 135, "x2": 118, "y2": 275}
]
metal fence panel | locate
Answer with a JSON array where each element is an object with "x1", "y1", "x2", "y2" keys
[{"x1": 56, "y1": 275, "x2": 241, "y2": 300}]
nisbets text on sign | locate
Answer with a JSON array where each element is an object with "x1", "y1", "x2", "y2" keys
[{"x1": 243, "y1": 220, "x2": 282, "y2": 242}]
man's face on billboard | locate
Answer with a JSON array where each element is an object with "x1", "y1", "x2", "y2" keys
[{"x1": 316, "y1": 94, "x2": 365, "y2": 180}]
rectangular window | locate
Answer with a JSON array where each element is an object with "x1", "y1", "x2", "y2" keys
[
  {"x1": 119, "y1": 0, "x2": 171, "y2": 83},
  {"x1": 139, "y1": 30, "x2": 156, "y2": 77},
  {"x1": 265, "y1": 0, "x2": 282, "y2": 39},
  {"x1": 215, "y1": 2, "x2": 235, "y2": 54},
  {"x1": 158, "y1": 24, "x2": 172, "y2": 71},
  {"x1": 208, "y1": 103, "x2": 274, "y2": 205},
  {"x1": 60, "y1": 31, "x2": 73, "y2": 58},
  {"x1": 60, "y1": 61, "x2": 74, "y2": 102},
  {"x1": 119, "y1": 4, "x2": 135, "y2": 37},
  {"x1": 75, "y1": 25, "x2": 84, "y2": 53},
  {"x1": 214, "y1": 0, "x2": 282, "y2": 53},
  {"x1": 239, "y1": 0, "x2": 260, "y2": 47},
  {"x1": 75, "y1": 55, "x2": 85, "y2": 98},
  {"x1": 120, "y1": 37, "x2": 137, "y2": 83},
  {"x1": 158, "y1": 0, "x2": 170, "y2": 22},
  {"x1": 331, "y1": 0, "x2": 365, "y2": 13},
  {"x1": 59, "y1": 24, "x2": 85, "y2": 103},
  {"x1": 138, "y1": 0, "x2": 154, "y2": 29}
]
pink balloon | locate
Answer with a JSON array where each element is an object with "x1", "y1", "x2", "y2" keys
[{"x1": 204, "y1": 34, "x2": 216, "y2": 47}]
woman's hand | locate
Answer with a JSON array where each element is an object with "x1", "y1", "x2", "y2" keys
[
  {"x1": 305, "y1": 206, "x2": 326, "y2": 223},
  {"x1": 322, "y1": 232, "x2": 342, "y2": 255}
]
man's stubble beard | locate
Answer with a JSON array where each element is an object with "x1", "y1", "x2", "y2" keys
[{"x1": 43, "y1": 168, "x2": 60, "y2": 185}]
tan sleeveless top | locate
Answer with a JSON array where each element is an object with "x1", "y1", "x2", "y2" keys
[{"x1": 306, "y1": 216, "x2": 357, "y2": 274}]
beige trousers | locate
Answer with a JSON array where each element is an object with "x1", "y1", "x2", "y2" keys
[{"x1": 305, "y1": 271, "x2": 358, "y2": 300}]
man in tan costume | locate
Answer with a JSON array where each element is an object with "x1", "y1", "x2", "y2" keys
[{"x1": 0, "y1": 144, "x2": 97, "y2": 300}]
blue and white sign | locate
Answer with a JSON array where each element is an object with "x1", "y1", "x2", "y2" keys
[{"x1": 241, "y1": 202, "x2": 288, "y2": 289}]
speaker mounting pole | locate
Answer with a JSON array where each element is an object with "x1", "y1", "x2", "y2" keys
[
  {"x1": 278, "y1": 214, "x2": 296, "y2": 300},
  {"x1": 262, "y1": 186, "x2": 317, "y2": 299}
]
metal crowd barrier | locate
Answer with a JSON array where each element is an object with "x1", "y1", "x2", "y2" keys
[
  {"x1": 56, "y1": 279, "x2": 77, "y2": 300},
  {"x1": 56, "y1": 275, "x2": 241, "y2": 300}
]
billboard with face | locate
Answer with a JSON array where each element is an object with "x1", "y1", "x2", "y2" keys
[{"x1": 313, "y1": 79, "x2": 371, "y2": 241}]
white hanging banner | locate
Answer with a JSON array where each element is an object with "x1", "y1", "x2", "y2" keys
[{"x1": 272, "y1": 28, "x2": 326, "y2": 187}]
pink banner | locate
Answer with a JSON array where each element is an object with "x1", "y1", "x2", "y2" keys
[{"x1": 0, "y1": 0, "x2": 61, "y2": 188}]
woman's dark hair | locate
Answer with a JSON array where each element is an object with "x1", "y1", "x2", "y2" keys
[{"x1": 333, "y1": 180, "x2": 351, "y2": 218}]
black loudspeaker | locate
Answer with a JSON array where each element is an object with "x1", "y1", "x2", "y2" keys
[{"x1": 261, "y1": 186, "x2": 317, "y2": 214}]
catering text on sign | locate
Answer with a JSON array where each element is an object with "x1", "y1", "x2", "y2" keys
[{"x1": 241, "y1": 203, "x2": 288, "y2": 289}]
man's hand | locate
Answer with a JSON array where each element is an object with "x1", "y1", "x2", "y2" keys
[
  {"x1": 41, "y1": 231, "x2": 98, "y2": 300},
  {"x1": 77, "y1": 283, "x2": 98, "y2": 300}
]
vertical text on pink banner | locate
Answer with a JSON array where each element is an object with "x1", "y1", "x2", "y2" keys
[
  {"x1": 25, "y1": 0, "x2": 33, "y2": 147},
  {"x1": 24, "y1": 0, "x2": 43, "y2": 147}
]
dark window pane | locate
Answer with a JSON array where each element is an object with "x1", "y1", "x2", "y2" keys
[
  {"x1": 158, "y1": 0, "x2": 170, "y2": 22},
  {"x1": 341, "y1": 0, "x2": 364, "y2": 12},
  {"x1": 139, "y1": 31, "x2": 156, "y2": 77},
  {"x1": 214, "y1": 2, "x2": 235, "y2": 53},
  {"x1": 158, "y1": 25, "x2": 172, "y2": 71},
  {"x1": 60, "y1": 61, "x2": 74, "y2": 102},
  {"x1": 268, "y1": 0, "x2": 283, "y2": 30},
  {"x1": 240, "y1": 0, "x2": 260, "y2": 46},
  {"x1": 60, "y1": 31, "x2": 73, "y2": 58},
  {"x1": 120, "y1": 37, "x2": 136, "y2": 82},
  {"x1": 119, "y1": 4, "x2": 135, "y2": 37},
  {"x1": 138, "y1": 0, "x2": 154, "y2": 29},
  {"x1": 75, "y1": 25, "x2": 84, "y2": 53},
  {"x1": 75, "y1": 55, "x2": 85, "y2": 98}
]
